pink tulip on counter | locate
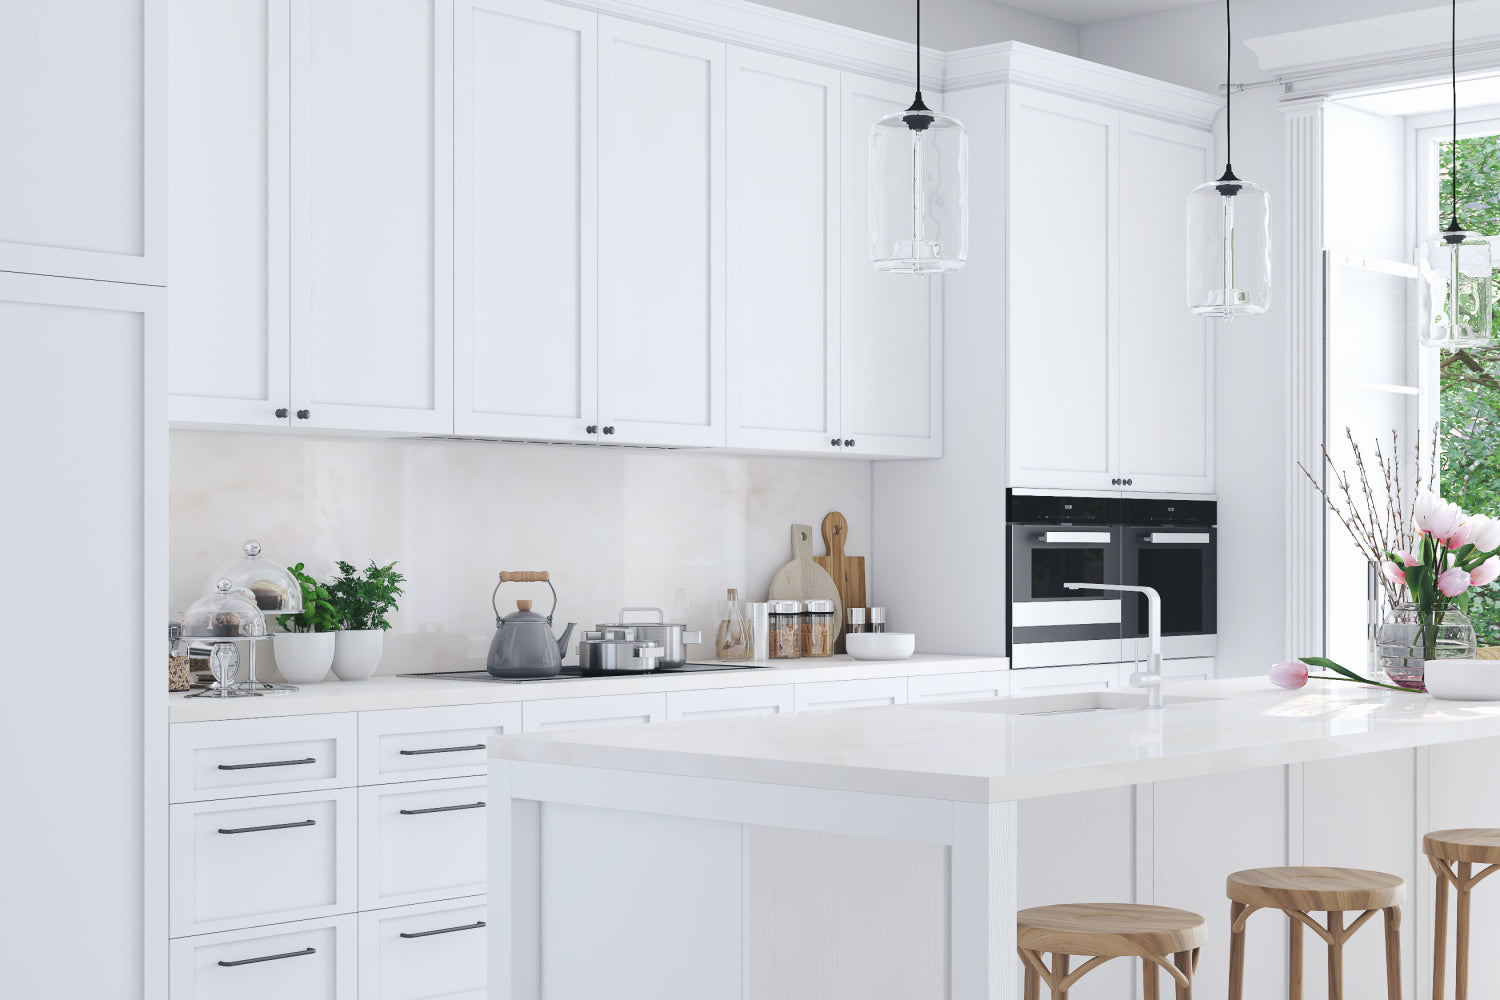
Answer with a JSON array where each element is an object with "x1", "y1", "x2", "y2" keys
[
  {"x1": 1439, "y1": 567, "x2": 1472, "y2": 597},
  {"x1": 1270, "y1": 661, "x2": 1309, "y2": 689}
]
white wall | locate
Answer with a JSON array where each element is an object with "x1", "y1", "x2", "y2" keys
[
  {"x1": 170, "y1": 431, "x2": 872, "y2": 677},
  {"x1": 755, "y1": 0, "x2": 1079, "y2": 54}
]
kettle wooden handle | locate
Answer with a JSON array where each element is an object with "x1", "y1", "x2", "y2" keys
[{"x1": 500, "y1": 571, "x2": 550, "y2": 583}]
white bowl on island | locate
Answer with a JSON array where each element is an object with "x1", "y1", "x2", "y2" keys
[
  {"x1": 845, "y1": 632, "x2": 915, "y2": 661},
  {"x1": 1423, "y1": 659, "x2": 1500, "y2": 701}
]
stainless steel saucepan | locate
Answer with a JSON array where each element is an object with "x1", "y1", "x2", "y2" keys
[
  {"x1": 594, "y1": 607, "x2": 702, "y2": 670},
  {"x1": 576, "y1": 628, "x2": 665, "y2": 675}
]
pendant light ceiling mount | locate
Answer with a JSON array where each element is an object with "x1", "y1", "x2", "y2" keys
[{"x1": 868, "y1": 0, "x2": 968, "y2": 276}]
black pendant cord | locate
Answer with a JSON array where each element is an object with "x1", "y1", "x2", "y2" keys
[
  {"x1": 1215, "y1": 0, "x2": 1240, "y2": 193},
  {"x1": 903, "y1": 0, "x2": 934, "y2": 127},
  {"x1": 1445, "y1": 0, "x2": 1465, "y2": 240}
]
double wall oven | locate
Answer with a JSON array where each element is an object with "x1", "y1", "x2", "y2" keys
[{"x1": 1008, "y1": 490, "x2": 1216, "y2": 668}]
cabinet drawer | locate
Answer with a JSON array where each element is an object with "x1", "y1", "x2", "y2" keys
[
  {"x1": 359, "y1": 777, "x2": 488, "y2": 910},
  {"x1": 1009, "y1": 662, "x2": 1122, "y2": 697},
  {"x1": 169, "y1": 913, "x2": 356, "y2": 1000},
  {"x1": 169, "y1": 788, "x2": 357, "y2": 937},
  {"x1": 358, "y1": 703, "x2": 523, "y2": 784},
  {"x1": 521, "y1": 692, "x2": 666, "y2": 732},
  {"x1": 665, "y1": 684, "x2": 795, "y2": 721},
  {"x1": 906, "y1": 670, "x2": 1011, "y2": 704},
  {"x1": 793, "y1": 677, "x2": 908, "y2": 712},
  {"x1": 170, "y1": 714, "x2": 357, "y2": 802},
  {"x1": 358, "y1": 896, "x2": 488, "y2": 1000}
]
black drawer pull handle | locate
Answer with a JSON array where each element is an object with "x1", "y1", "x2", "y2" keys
[
  {"x1": 218, "y1": 818, "x2": 317, "y2": 835},
  {"x1": 398, "y1": 744, "x2": 485, "y2": 756},
  {"x1": 218, "y1": 757, "x2": 316, "y2": 771},
  {"x1": 400, "y1": 920, "x2": 487, "y2": 940},
  {"x1": 399, "y1": 801, "x2": 486, "y2": 816},
  {"x1": 218, "y1": 946, "x2": 316, "y2": 967}
]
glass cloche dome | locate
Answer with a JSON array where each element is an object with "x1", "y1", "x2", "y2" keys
[
  {"x1": 210, "y1": 540, "x2": 303, "y2": 615},
  {"x1": 181, "y1": 579, "x2": 269, "y2": 639}
]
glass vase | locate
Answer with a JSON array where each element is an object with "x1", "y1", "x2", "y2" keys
[{"x1": 1375, "y1": 603, "x2": 1477, "y2": 691}]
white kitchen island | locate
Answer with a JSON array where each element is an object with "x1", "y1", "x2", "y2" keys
[{"x1": 487, "y1": 679, "x2": 1500, "y2": 1000}]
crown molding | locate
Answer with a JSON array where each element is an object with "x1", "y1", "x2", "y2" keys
[{"x1": 942, "y1": 41, "x2": 1220, "y2": 129}]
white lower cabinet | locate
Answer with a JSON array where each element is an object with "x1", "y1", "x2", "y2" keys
[
  {"x1": 522, "y1": 692, "x2": 667, "y2": 731},
  {"x1": 357, "y1": 703, "x2": 522, "y2": 785},
  {"x1": 666, "y1": 684, "x2": 796, "y2": 721},
  {"x1": 1008, "y1": 662, "x2": 1122, "y2": 697},
  {"x1": 793, "y1": 677, "x2": 908, "y2": 712},
  {"x1": 358, "y1": 777, "x2": 489, "y2": 910},
  {"x1": 169, "y1": 787, "x2": 358, "y2": 937},
  {"x1": 906, "y1": 670, "x2": 1011, "y2": 704},
  {"x1": 1161, "y1": 657, "x2": 1215, "y2": 683},
  {"x1": 170, "y1": 914, "x2": 357, "y2": 1000},
  {"x1": 358, "y1": 896, "x2": 488, "y2": 1000}
]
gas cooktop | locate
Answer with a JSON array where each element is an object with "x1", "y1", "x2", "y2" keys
[{"x1": 404, "y1": 662, "x2": 770, "y2": 684}]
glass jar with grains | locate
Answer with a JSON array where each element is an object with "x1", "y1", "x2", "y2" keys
[
  {"x1": 801, "y1": 600, "x2": 835, "y2": 657},
  {"x1": 769, "y1": 600, "x2": 803, "y2": 659}
]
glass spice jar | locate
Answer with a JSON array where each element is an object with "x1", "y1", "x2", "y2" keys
[
  {"x1": 168, "y1": 622, "x2": 191, "y2": 692},
  {"x1": 769, "y1": 600, "x2": 803, "y2": 659},
  {"x1": 801, "y1": 600, "x2": 835, "y2": 657}
]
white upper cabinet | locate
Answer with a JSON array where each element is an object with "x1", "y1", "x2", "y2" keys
[
  {"x1": 290, "y1": 0, "x2": 453, "y2": 434},
  {"x1": 725, "y1": 49, "x2": 841, "y2": 454},
  {"x1": 454, "y1": 0, "x2": 598, "y2": 443},
  {"x1": 167, "y1": 0, "x2": 291, "y2": 428},
  {"x1": 597, "y1": 18, "x2": 726, "y2": 447},
  {"x1": 1116, "y1": 113, "x2": 1215, "y2": 494},
  {"x1": 0, "y1": 0, "x2": 164, "y2": 285},
  {"x1": 839, "y1": 73, "x2": 942, "y2": 459}
]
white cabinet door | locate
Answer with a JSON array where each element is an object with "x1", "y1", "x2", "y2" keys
[
  {"x1": 1007, "y1": 88, "x2": 1117, "y2": 491},
  {"x1": 357, "y1": 702, "x2": 522, "y2": 784},
  {"x1": 170, "y1": 713, "x2": 358, "y2": 803},
  {"x1": 358, "y1": 897, "x2": 488, "y2": 1000},
  {"x1": 1008, "y1": 662, "x2": 1122, "y2": 697},
  {"x1": 1117, "y1": 113, "x2": 1215, "y2": 494},
  {"x1": 725, "y1": 48, "x2": 840, "y2": 454},
  {"x1": 522, "y1": 692, "x2": 668, "y2": 732},
  {"x1": 839, "y1": 73, "x2": 942, "y2": 459},
  {"x1": 0, "y1": 1, "x2": 164, "y2": 284},
  {"x1": 793, "y1": 677, "x2": 908, "y2": 712},
  {"x1": 289, "y1": 0, "x2": 453, "y2": 434},
  {"x1": 167, "y1": 0, "x2": 291, "y2": 428},
  {"x1": 454, "y1": 0, "x2": 598, "y2": 443},
  {"x1": 665, "y1": 684, "x2": 796, "y2": 721},
  {"x1": 170, "y1": 914, "x2": 356, "y2": 1000},
  {"x1": 358, "y1": 777, "x2": 489, "y2": 910},
  {"x1": 597, "y1": 18, "x2": 725, "y2": 447},
  {"x1": 906, "y1": 670, "x2": 1011, "y2": 704}
]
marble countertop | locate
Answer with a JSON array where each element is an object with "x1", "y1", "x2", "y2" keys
[
  {"x1": 488, "y1": 678, "x2": 1500, "y2": 803},
  {"x1": 168, "y1": 653, "x2": 1008, "y2": 723}
]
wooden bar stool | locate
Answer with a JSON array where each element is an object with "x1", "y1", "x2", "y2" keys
[
  {"x1": 1017, "y1": 903, "x2": 1205, "y2": 998},
  {"x1": 1424, "y1": 829, "x2": 1500, "y2": 1000},
  {"x1": 1226, "y1": 866, "x2": 1404, "y2": 1000}
]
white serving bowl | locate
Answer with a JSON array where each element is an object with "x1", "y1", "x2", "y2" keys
[
  {"x1": 1423, "y1": 659, "x2": 1500, "y2": 701},
  {"x1": 845, "y1": 632, "x2": 916, "y2": 661}
]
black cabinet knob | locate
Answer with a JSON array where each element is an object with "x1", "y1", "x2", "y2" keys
[
  {"x1": 296, "y1": 409, "x2": 310, "y2": 420},
  {"x1": 831, "y1": 438, "x2": 841, "y2": 447},
  {"x1": 843, "y1": 439, "x2": 854, "y2": 447},
  {"x1": 275, "y1": 408, "x2": 288, "y2": 418},
  {"x1": 602, "y1": 426, "x2": 615, "y2": 435},
  {"x1": 585, "y1": 424, "x2": 598, "y2": 434}
]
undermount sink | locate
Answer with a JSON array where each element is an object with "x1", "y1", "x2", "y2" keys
[{"x1": 933, "y1": 691, "x2": 1217, "y2": 716}]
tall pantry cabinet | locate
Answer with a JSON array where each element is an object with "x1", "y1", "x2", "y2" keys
[{"x1": 0, "y1": 2, "x2": 168, "y2": 998}]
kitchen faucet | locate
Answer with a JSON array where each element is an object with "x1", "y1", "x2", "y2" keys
[{"x1": 1063, "y1": 583, "x2": 1165, "y2": 709}]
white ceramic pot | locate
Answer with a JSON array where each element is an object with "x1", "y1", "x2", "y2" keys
[
  {"x1": 332, "y1": 629, "x2": 384, "y2": 681},
  {"x1": 272, "y1": 631, "x2": 336, "y2": 684}
]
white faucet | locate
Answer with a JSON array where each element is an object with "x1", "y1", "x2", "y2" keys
[{"x1": 1063, "y1": 583, "x2": 1165, "y2": 709}]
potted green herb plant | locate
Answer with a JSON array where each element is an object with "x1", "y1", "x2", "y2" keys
[
  {"x1": 328, "y1": 560, "x2": 405, "y2": 681},
  {"x1": 272, "y1": 563, "x2": 341, "y2": 684}
]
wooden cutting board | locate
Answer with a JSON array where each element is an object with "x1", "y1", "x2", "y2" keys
[
  {"x1": 767, "y1": 524, "x2": 843, "y2": 641},
  {"x1": 814, "y1": 511, "x2": 866, "y2": 653}
]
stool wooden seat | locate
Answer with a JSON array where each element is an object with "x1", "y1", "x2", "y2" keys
[
  {"x1": 1017, "y1": 903, "x2": 1205, "y2": 999},
  {"x1": 1424, "y1": 829, "x2": 1500, "y2": 1000},
  {"x1": 1225, "y1": 867, "x2": 1404, "y2": 1000}
]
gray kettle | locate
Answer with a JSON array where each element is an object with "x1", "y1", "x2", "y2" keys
[{"x1": 486, "y1": 572, "x2": 577, "y2": 678}]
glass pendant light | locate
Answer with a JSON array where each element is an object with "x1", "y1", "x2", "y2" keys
[
  {"x1": 1187, "y1": 0, "x2": 1270, "y2": 318},
  {"x1": 869, "y1": 0, "x2": 968, "y2": 275},
  {"x1": 1419, "y1": 0, "x2": 1493, "y2": 350}
]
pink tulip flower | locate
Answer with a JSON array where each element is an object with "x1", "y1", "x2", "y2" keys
[
  {"x1": 1414, "y1": 491, "x2": 1441, "y2": 534},
  {"x1": 1382, "y1": 560, "x2": 1406, "y2": 586},
  {"x1": 1439, "y1": 567, "x2": 1472, "y2": 597},
  {"x1": 1468, "y1": 515, "x2": 1500, "y2": 554},
  {"x1": 1449, "y1": 520, "x2": 1474, "y2": 548},
  {"x1": 1269, "y1": 661, "x2": 1309, "y2": 690},
  {"x1": 1472, "y1": 556, "x2": 1500, "y2": 588},
  {"x1": 1396, "y1": 550, "x2": 1418, "y2": 567}
]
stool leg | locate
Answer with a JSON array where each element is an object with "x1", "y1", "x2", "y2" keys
[
  {"x1": 1435, "y1": 864, "x2": 1450, "y2": 1000},
  {"x1": 1143, "y1": 956, "x2": 1158, "y2": 1000},
  {"x1": 1227, "y1": 901, "x2": 1246, "y2": 1000},
  {"x1": 1173, "y1": 949, "x2": 1193, "y2": 1000},
  {"x1": 1055, "y1": 953, "x2": 1070, "y2": 1000},
  {"x1": 1021, "y1": 948, "x2": 1040, "y2": 1000},
  {"x1": 1327, "y1": 911, "x2": 1344, "y2": 1000},
  {"x1": 1383, "y1": 906, "x2": 1402, "y2": 1000},
  {"x1": 1457, "y1": 862, "x2": 1473, "y2": 1000},
  {"x1": 1288, "y1": 912, "x2": 1304, "y2": 1000}
]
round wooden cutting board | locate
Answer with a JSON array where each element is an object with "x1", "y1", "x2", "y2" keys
[{"x1": 767, "y1": 523, "x2": 843, "y2": 629}]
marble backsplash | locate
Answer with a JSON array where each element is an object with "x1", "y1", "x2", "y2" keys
[{"x1": 170, "y1": 431, "x2": 873, "y2": 677}]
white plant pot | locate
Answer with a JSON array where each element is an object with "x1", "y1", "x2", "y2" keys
[
  {"x1": 273, "y1": 631, "x2": 336, "y2": 684},
  {"x1": 332, "y1": 629, "x2": 384, "y2": 681}
]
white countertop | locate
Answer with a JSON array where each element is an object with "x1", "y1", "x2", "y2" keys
[
  {"x1": 167, "y1": 653, "x2": 1008, "y2": 723},
  {"x1": 487, "y1": 678, "x2": 1500, "y2": 803}
]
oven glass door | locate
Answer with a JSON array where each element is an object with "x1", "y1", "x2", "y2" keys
[
  {"x1": 1010, "y1": 525, "x2": 1122, "y2": 642},
  {"x1": 1122, "y1": 527, "x2": 1217, "y2": 638}
]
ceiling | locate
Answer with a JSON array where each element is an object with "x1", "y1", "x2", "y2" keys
[{"x1": 993, "y1": 0, "x2": 1206, "y2": 26}]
